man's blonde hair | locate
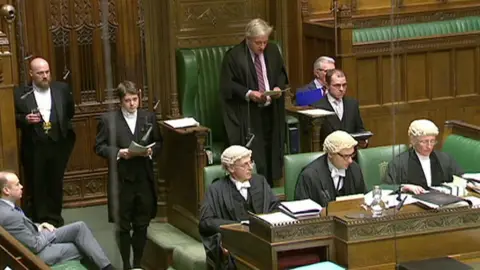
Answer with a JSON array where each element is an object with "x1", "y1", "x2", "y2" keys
[{"x1": 245, "y1": 18, "x2": 273, "y2": 38}]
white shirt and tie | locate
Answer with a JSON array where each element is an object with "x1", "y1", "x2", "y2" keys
[
  {"x1": 328, "y1": 158, "x2": 346, "y2": 191},
  {"x1": 416, "y1": 151, "x2": 432, "y2": 187},
  {"x1": 230, "y1": 177, "x2": 251, "y2": 200},
  {"x1": 245, "y1": 49, "x2": 272, "y2": 106},
  {"x1": 122, "y1": 108, "x2": 137, "y2": 134},
  {"x1": 326, "y1": 92, "x2": 344, "y2": 120},
  {"x1": 32, "y1": 84, "x2": 52, "y2": 122}
]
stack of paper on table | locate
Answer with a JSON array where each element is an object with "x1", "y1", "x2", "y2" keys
[
  {"x1": 255, "y1": 212, "x2": 296, "y2": 226},
  {"x1": 279, "y1": 199, "x2": 323, "y2": 218},
  {"x1": 164, "y1": 117, "x2": 199, "y2": 129},
  {"x1": 297, "y1": 109, "x2": 335, "y2": 117}
]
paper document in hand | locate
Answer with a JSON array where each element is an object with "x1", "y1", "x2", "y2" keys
[
  {"x1": 256, "y1": 212, "x2": 296, "y2": 225},
  {"x1": 164, "y1": 117, "x2": 199, "y2": 129},
  {"x1": 297, "y1": 109, "x2": 335, "y2": 117},
  {"x1": 280, "y1": 199, "x2": 322, "y2": 215},
  {"x1": 462, "y1": 173, "x2": 480, "y2": 181},
  {"x1": 263, "y1": 89, "x2": 288, "y2": 96},
  {"x1": 128, "y1": 141, "x2": 156, "y2": 154}
]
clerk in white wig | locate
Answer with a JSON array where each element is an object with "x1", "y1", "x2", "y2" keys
[
  {"x1": 295, "y1": 130, "x2": 367, "y2": 207},
  {"x1": 383, "y1": 119, "x2": 463, "y2": 194},
  {"x1": 199, "y1": 145, "x2": 279, "y2": 269}
]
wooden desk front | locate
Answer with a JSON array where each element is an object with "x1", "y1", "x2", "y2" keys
[{"x1": 221, "y1": 199, "x2": 480, "y2": 269}]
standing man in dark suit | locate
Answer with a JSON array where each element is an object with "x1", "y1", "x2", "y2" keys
[
  {"x1": 220, "y1": 18, "x2": 289, "y2": 186},
  {"x1": 14, "y1": 57, "x2": 76, "y2": 228},
  {"x1": 0, "y1": 171, "x2": 114, "y2": 269},
  {"x1": 295, "y1": 56, "x2": 335, "y2": 106},
  {"x1": 312, "y1": 69, "x2": 367, "y2": 147},
  {"x1": 95, "y1": 80, "x2": 162, "y2": 270}
]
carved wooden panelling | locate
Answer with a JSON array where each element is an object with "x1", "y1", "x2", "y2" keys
[{"x1": 174, "y1": 0, "x2": 267, "y2": 47}]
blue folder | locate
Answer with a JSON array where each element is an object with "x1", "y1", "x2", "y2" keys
[
  {"x1": 290, "y1": 261, "x2": 345, "y2": 270},
  {"x1": 295, "y1": 88, "x2": 324, "y2": 106}
]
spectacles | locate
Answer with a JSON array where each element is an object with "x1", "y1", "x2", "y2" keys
[
  {"x1": 418, "y1": 139, "x2": 437, "y2": 146},
  {"x1": 235, "y1": 160, "x2": 255, "y2": 169},
  {"x1": 337, "y1": 152, "x2": 356, "y2": 160}
]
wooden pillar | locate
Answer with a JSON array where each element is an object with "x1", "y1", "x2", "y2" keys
[{"x1": 0, "y1": 1, "x2": 19, "y2": 174}]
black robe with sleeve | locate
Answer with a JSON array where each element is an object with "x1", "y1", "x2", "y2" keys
[
  {"x1": 294, "y1": 155, "x2": 367, "y2": 207},
  {"x1": 311, "y1": 96, "x2": 365, "y2": 144},
  {"x1": 383, "y1": 148, "x2": 464, "y2": 189},
  {"x1": 219, "y1": 40, "x2": 288, "y2": 181},
  {"x1": 199, "y1": 174, "x2": 279, "y2": 269}
]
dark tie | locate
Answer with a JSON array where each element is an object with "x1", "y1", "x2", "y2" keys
[
  {"x1": 254, "y1": 54, "x2": 265, "y2": 92},
  {"x1": 14, "y1": 205, "x2": 24, "y2": 215}
]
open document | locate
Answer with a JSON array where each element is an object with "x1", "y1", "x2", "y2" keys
[
  {"x1": 164, "y1": 117, "x2": 199, "y2": 129},
  {"x1": 128, "y1": 141, "x2": 156, "y2": 154},
  {"x1": 297, "y1": 109, "x2": 335, "y2": 117}
]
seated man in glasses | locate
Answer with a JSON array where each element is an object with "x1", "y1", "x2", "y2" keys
[
  {"x1": 199, "y1": 145, "x2": 280, "y2": 269},
  {"x1": 295, "y1": 130, "x2": 367, "y2": 207},
  {"x1": 383, "y1": 119, "x2": 463, "y2": 194}
]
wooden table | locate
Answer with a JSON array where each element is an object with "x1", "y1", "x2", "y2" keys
[{"x1": 220, "y1": 199, "x2": 480, "y2": 269}]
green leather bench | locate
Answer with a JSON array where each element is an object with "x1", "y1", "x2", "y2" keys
[
  {"x1": 176, "y1": 41, "x2": 297, "y2": 165},
  {"x1": 51, "y1": 261, "x2": 87, "y2": 270},
  {"x1": 354, "y1": 16, "x2": 480, "y2": 43},
  {"x1": 442, "y1": 134, "x2": 480, "y2": 172},
  {"x1": 357, "y1": 144, "x2": 408, "y2": 191},
  {"x1": 284, "y1": 152, "x2": 325, "y2": 201}
]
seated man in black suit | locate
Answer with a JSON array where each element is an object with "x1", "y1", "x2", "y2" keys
[
  {"x1": 199, "y1": 145, "x2": 280, "y2": 269},
  {"x1": 295, "y1": 56, "x2": 335, "y2": 106},
  {"x1": 383, "y1": 119, "x2": 463, "y2": 194},
  {"x1": 0, "y1": 171, "x2": 114, "y2": 269},
  {"x1": 312, "y1": 69, "x2": 367, "y2": 147},
  {"x1": 295, "y1": 131, "x2": 367, "y2": 207}
]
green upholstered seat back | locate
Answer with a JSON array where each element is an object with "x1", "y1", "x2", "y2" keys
[
  {"x1": 51, "y1": 260, "x2": 88, "y2": 270},
  {"x1": 284, "y1": 152, "x2": 325, "y2": 201},
  {"x1": 442, "y1": 134, "x2": 480, "y2": 173},
  {"x1": 357, "y1": 144, "x2": 408, "y2": 191},
  {"x1": 176, "y1": 45, "x2": 232, "y2": 145},
  {"x1": 354, "y1": 16, "x2": 480, "y2": 43}
]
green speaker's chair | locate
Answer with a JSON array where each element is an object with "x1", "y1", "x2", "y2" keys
[
  {"x1": 284, "y1": 152, "x2": 325, "y2": 201},
  {"x1": 357, "y1": 144, "x2": 408, "y2": 191},
  {"x1": 442, "y1": 134, "x2": 480, "y2": 173}
]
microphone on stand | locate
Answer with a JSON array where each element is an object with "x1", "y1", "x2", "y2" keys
[
  {"x1": 139, "y1": 97, "x2": 160, "y2": 146},
  {"x1": 20, "y1": 86, "x2": 34, "y2": 100},
  {"x1": 245, "y1": 99, "x2": 255, "y2": 148}
]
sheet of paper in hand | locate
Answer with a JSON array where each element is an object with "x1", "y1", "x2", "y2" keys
[
  {"x1": 128, "y1": 141, "x2": 156, "y2": 154},
  {"x1": 263, "y1": 89, "x2": 288, "y2": 96}
]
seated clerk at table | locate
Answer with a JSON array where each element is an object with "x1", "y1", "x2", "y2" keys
[
  {"x1": 311, "y1": 69, "x2": 368, "y2": 148},
  {"x1": 383, "y1": 119, "x2": 464, "y2": 195},
  {"x1": 295, "y1": 131, "x2": 367, "y2": 207},
  {"x1": 199, "y1": 145, "x2": 280, "y2": 270},
  {"x1": 295, "y1": 56, "x2": 335, "y2": 106}
]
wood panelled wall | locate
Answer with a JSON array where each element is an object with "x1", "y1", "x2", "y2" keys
[
  {"x1": 17, "y1": 0, "x2": 148, "y2": 208},
  {"x1": 0, "y1": 0, "x2": 19, "y2": 174},
  {"x1": 300, "y1": 0, "x2": 480, "y2": 147}
]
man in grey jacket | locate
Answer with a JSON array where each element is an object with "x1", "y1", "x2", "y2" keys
[{"x1": 0, "y1": 171, "x2": 114, "y2": 269}]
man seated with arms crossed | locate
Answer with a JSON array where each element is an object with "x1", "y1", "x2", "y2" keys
[
  {"x1": 383, "y1": 119, "x2": 464, "y2": 194},
  {"x1": 295, "y1": 56, "x2": 335, "y2": 106},
  {"x1": 199, "y1": 145, "x2": 280, "y2": 269},
  {"x1": 0, "y1": 171, "x2": 114, "y2": 269},
  {"x1": 312, "y1": 69, "x2": 368, "y2": 147},
  {"x1": 295, "y1": 130, "x2": 367, "y2": 207}
]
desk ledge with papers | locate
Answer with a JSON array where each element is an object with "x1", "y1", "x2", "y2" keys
[{"x1": 163, "y1": 117, "x2": 199, "y2": 129}]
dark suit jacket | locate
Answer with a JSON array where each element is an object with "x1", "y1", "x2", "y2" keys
[
  {"x1": 94, "y1": 109, "x2": 162, "y2": 222},
  {"x1": 14, "y1": 82, "x2": 76, "y2": 160},
  {"x1": 312, "y1": 96, "x2": 365, "y2": 144}
]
